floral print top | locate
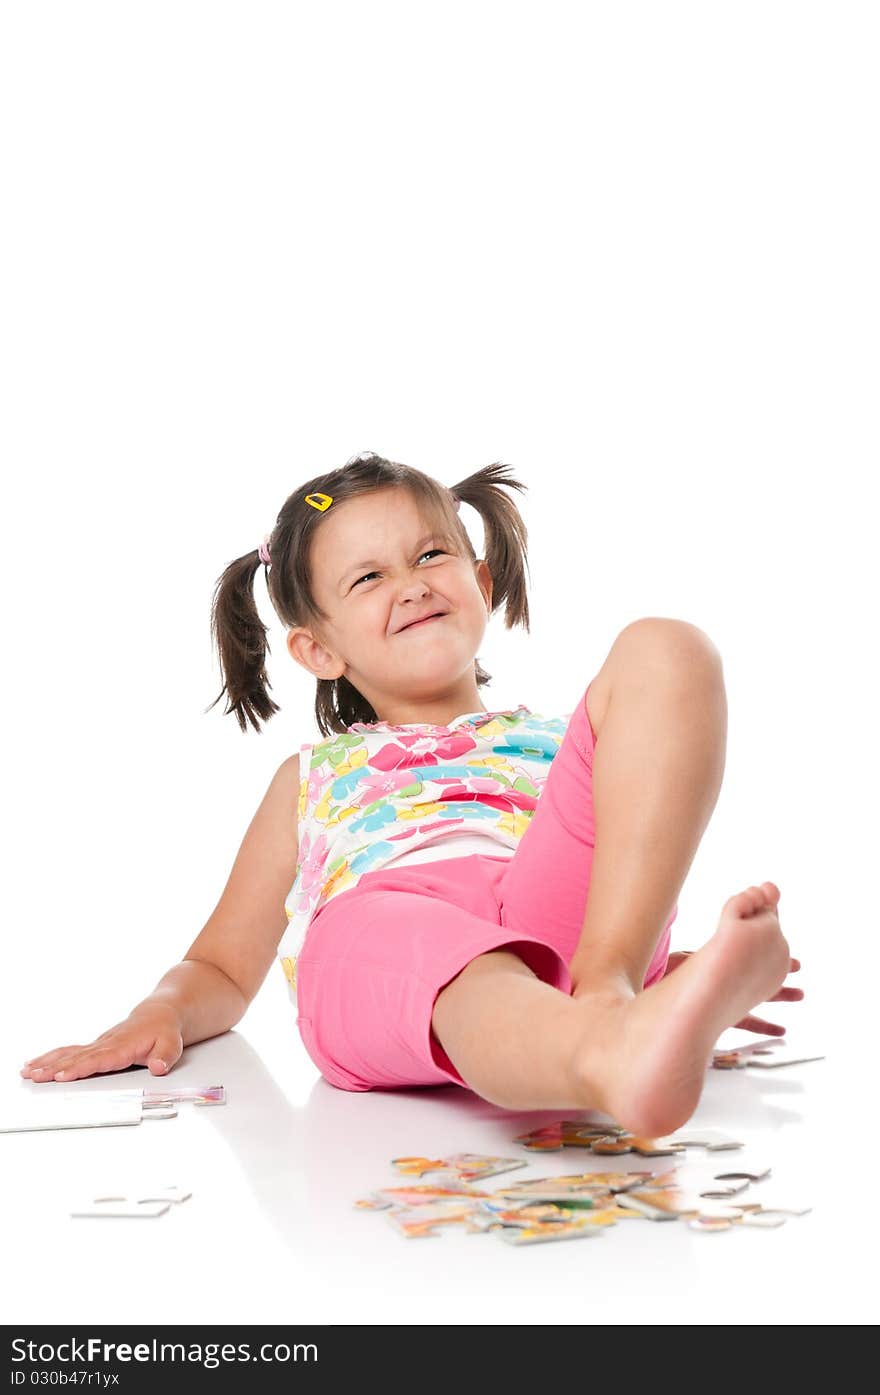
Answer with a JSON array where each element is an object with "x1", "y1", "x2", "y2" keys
[{"x1": 277, "y1": 705, "x2": 572, "y2": 999}]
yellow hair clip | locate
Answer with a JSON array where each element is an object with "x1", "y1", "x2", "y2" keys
[{"x1": 305, "y1": 492, "x2": 333, "y2": 512}]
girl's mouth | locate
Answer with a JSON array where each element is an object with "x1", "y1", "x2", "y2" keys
[{"x1": 399, "y1": 613, "x2": 445, "y2": 632}]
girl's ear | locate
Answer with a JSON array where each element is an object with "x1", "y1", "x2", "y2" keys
[
  {"x1": 475, "y1": 559, "x2": 493, "y2": 613},
  {"x1": 287, "y1": 626, "x2": 344, "y2": 681}
]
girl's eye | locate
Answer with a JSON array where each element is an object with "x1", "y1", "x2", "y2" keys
[{"x1": 352, "y1": 549, "x2": 445, "y2": 588}]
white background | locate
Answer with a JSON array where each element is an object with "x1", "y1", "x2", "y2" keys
[{"x1": 1, "y1": 1, "x2": 877, "y2": 1327}]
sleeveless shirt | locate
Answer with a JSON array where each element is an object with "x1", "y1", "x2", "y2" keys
[{"x1": 277, "y1": 704, "x2": 572, "y2": 1000}]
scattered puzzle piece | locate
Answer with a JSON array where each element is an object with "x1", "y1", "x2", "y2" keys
[
  {"x1": 712, "y1": 1041, "x2": 824, "y2": 1070},
  {"x1": 589, "y1": 1135, "x2": 681, "y2": 1157},
  {"x1": 70, "y1": 1185, "x2": 191, "y2": 1219},
  {"x1": 391, "y1": 1152, "x2": 526, "y2": 1182},
  {"x1": 513, "y1": 1121, "x2": 627, "y2": 1151},
  {"x1": 142, "y1": 1085, "x2": 226, "y2": 1106},
  {"x1": 699, "y1": 1179, "x2": 751, "y2": 1198},
  {"x1": 356, "y1": 1184, "x2": 490, "y2": 1209},
  {"x1": 617, "y1": 1188, "x2": 748, "y2": 1222},
  {"x1": 497, "y1": 1215, "x2": 606, "y2": 1245},
  {"x1": 1, "y1": 1095, "x2": 146, "y2": 1133},
  {"x1": 385, "y1": 1199, "x2": 491, "y2": 1238},
  {"x1": 655, "y1": 1130, "x2": 743, "y2": 1152},
  {"x1": 743, "y1": 1048, "x2": 825, "y2": 1069},
  {"x1": 714, "y1": 1169, "x2": 771, "y2": 1183},
  {"x1": 356, "y1": 1138, "x2": 810, "y2": 1243},
  {"x1": 71, "y1": 1200, "x2": 171, "y2": 1219},
  {"x1": 390, "y1": 1156, "x2": 448, "y2": 1177},
  {"x1": 698, "y1": 1167, "x2": 771, "y2": 1197},
  {"x1": 477, "y1": 1199, "x2": 620, "y2": 1231},
  {"x1": 712, "y1": 1051, "x2": 749, "y2": 1070},
  {"x1": 132, "y1": 1186, "x2": 192, "y2": 1204},
  {"x1": 512, "y1": 1120, "x2": 743, "y2": 1157},
  {"x1": 495, "y1": 1170, "x2": 664, "y2": 1202}
]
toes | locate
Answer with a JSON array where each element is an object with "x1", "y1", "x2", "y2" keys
[
  {"x1": 736, "y1": 887, "x2": 763, "y2": 916},
  {"x1": 729, "y1": 883, "x2": 781, "y2": 919}
]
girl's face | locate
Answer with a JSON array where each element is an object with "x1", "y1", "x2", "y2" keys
[{"x1": 286, "y1": 489, "x2": 494, "y2": 726}]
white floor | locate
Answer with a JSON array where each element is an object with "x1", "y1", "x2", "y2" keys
[{"x1": 2, "y1": 986, "x2": 874, "y2": 1327}]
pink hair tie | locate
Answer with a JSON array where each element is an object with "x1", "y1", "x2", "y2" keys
[{"x1": 258, "y1": 537, "x2": 272, "y2": 565}]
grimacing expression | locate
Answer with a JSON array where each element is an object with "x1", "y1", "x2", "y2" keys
[{"x1": 286, "y1": 490, "x2": 494, "y2": 710}]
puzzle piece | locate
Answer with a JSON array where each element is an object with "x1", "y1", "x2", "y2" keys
[
  {"x1": 71, "y1": 1200, "x2": 171, "y2": 1219},
  {"x1": 689, "y1": 1214, "x2": 741, "y2": 1231},
  {"x1": 590, "y1": 1129, "x2": 743, "y2": 1157},
  {"x1": 142, "y1": 1085, "x2": 226, "y2": 1106},
  {"x1": 70, "y1": 1185, "x2": 191, "y2": 1219},
  {"x1": 356, "y1": 1135, "x2": 809, "y2": 1242},
  {"x1": 739, "y1": 1207, "x2": 811, "y2": 1226},
  {"x1": 694, "y1": 1177, "x2": 753, "y2": 1199},
  {"x1": 385, "y1": 1198, "x2": 491, "y2": 1238},
  {"x1": 356, "y1": 1184, "x2": 489, "y2": 1210},
  {"x1": 740, "y1": 1047, "x2": 825, "y2": 1069},
  {"x1": 698, "y1": 1179, "x2": 751, "y2": 1198},
  {"x1": 512, "y1": 1119, "x2": 742, "y2": 1157},
  {"x1": 494, "y1": 1170, "x2": 664, "y2": 1202},
  {"x1": 617, "y1": 1187, "x2": 752, "y2": 1222},
  {"x1": 391, "y1": 1152, "x2": 526, "y2": 1182},
  {"x1": 479, "y1": 1199, "x2": 588, "y2": 1227},
  {"x1": 587, "y1": 1135, "x2": 681, "y2": 1156},
  {"x1": 714, "y1": 1168, "x2": 772, "y2": 1183},
  {"x1": 653, "y1": 1130, "x2": 744, "y2": 1152},
  {"x1": 712, "y1": 1042, "x2": 824, "y2": 1070},
  {"x1": 390, "y1": 1156, "x2": 450, "y2": 1178},
  {"x1": 691, "y1": 1202, "x2": 812, "y2": 1232},
  {"x1": 131, "y1": 1186, "x2": 192, "y2": 1204},
  {"x1": 497, "y1": 1214, "x2": 607, "y2": 1245},
  {"x1": 713, "y1": 1054, "x2": 745, "y2": 1070},
  {"x1": 5, "y1": 1085, "x2": 227, "y2": 1135},
  {"x1": 513, "y1": 1120, "x2": 627, "y2": 1151},
  {"x1": 698, "y1": 1167, "x2": 771, "y2": 1198},
  {"x1": 0, "y1": 1094, "x2": 146, "y2": 1133},
  {"x1": 484, "y1": 1196, "x2": 625, "y2": 1231}
]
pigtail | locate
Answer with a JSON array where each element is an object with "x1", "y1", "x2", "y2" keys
[
  {"x1": 452, "y1": 461, "x2": 531, "y2": 634},
  {"x1": 205, "y1": 545, "x2": 281, "y2": 734},
  {"x1": 204, "y1": 453, "x2": 533, "y2": 738}
]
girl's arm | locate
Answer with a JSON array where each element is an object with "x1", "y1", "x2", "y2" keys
[{"x1": 21, "y1": 752, "x2": 302, "y2": 1082}]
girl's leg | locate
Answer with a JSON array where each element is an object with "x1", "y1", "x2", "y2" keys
[
  {"x1": 431, "y1": 880, "x2": 789, "y2": 1128},
  {"x1": 431, "y1": 619, "x2": 792, "y2": 1128},
  {"x1": 566, "y1": 617, "x2": 728, "y2": 995}
]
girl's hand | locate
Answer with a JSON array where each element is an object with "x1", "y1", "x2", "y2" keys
[
  {"x1": 663, "y1": 949, "x2": 804, "y2": 1035},
  {"x1": 19, "y1": 1003, "x2": 184, "y2": 1083}
]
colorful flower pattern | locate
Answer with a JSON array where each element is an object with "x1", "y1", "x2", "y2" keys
[{"x1": 278, "y1": 705, "x2": 571, "y2": 1000}]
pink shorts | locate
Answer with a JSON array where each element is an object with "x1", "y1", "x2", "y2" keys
[{"x1": 295, "y1": 679, "x2": 677, "y2": 1092}]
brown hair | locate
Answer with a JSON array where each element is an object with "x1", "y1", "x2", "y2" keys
[{"x1": 207, "y1": 451, "x2": 532, "y2": 737}]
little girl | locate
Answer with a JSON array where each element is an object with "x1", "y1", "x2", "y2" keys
[{"x1": 21, "y1": 451, "x2": 802, "y2": 1134}]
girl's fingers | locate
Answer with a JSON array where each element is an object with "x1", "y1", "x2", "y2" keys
[
  {"x1": 20, "y1": 1048, "x2": 88, "y2": 1078},
  {"x1": 146, "y1": 1032, "x2": 183, "y2": 1075},
  {"x1": 769, "y1": 986, "x2": 804, "y2": 1002},
  {"x1": 732, "y1": 1015, "x2": 786, "y2": 1035},
  {"x1": 21, "y1": 1037, "x2": 124, "y2": 1077},
  {"x1": 22, "y1": 1016, "x2": 183, "y2": 1084},
  {"x1": 26, "y1": 1030, "x2": 182, "y2": 1082},
  {"x1": 53, "y1": 1045, "x2": 140, "y2": 1081},
  {"x1": 27, "y1": 1045, "x2": 131, "y2": 1082},
  {"x1": 790, "y1": 958, "x2": 801, "y2": 971}
]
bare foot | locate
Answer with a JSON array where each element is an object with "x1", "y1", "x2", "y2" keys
[{"x1": 573, "y1": 882, "x2": 791, "y2": 1137}]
